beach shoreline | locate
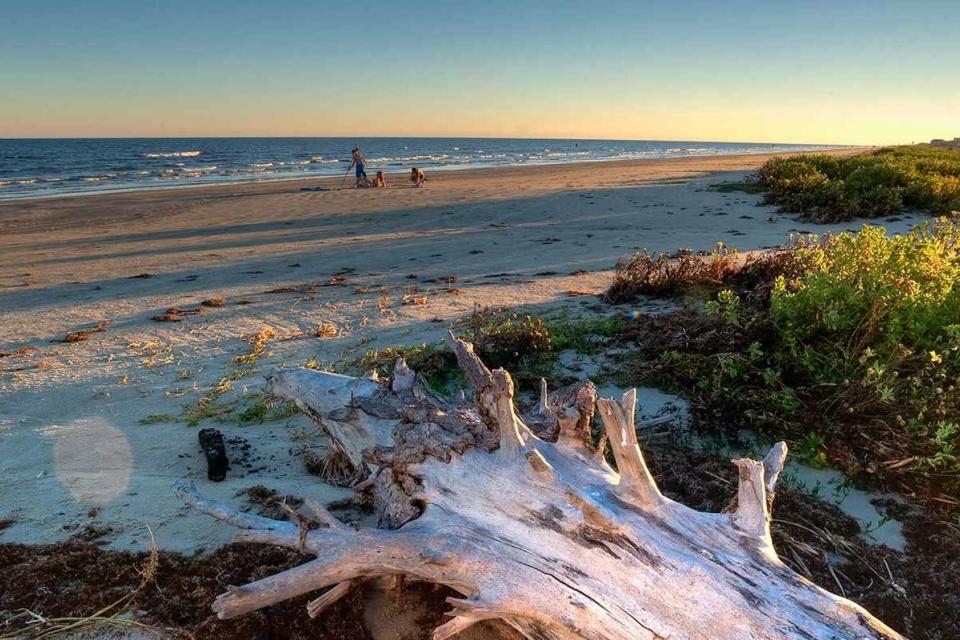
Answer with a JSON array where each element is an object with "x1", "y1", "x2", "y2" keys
[
  {"x1": 2, "y1": 145, "x2": 921, "y2": 555},
  {"x1": 0, "y1": 145, "x2": 871, "y2": 208},
  {"x1": 0, "y1": 138, "x2": 860, "y2": 203},
  {"x1": 0, "y1": 147, "x2": 871, "y2": 234}
]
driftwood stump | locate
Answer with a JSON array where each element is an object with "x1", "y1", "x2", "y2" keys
[
  {"x1": 175, "y1": 332, "x2": 903, "y2": 640},
  {"x1": 198, "y1": 428, "x2": 229, "y2": 481}
]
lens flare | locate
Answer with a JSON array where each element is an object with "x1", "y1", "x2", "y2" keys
[{"x1": 53, "y1": 417, "x2": 133, "y2": 506}]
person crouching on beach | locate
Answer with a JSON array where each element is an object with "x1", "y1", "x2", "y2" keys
[
  {"x1": 348, "y1": 147, "x2": 368, "y2": 188},
  {"x1": 362, "y1": 170, "x2": 386, "y2": 188},
  {"x1": 410, "y1": 167, "x2": 425, "y2": 187}
]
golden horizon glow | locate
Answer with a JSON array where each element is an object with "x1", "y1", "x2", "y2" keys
[{"x1": 2, "y1": 2, "x2": 958, "y2": 145}]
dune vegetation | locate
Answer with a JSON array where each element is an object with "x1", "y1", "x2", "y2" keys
[
  {"x1": 756, "y1": 145, "x2": 960, "y2": 222},
  {"x1": 606, "y1": 220, "x2": 960, "y2": 505}
]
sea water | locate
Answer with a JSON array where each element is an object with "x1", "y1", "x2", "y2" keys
[{"x1": 0, "y1": 137, "x2": 843, "y2": 200}]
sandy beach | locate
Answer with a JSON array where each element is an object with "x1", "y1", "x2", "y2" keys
[
  {"x1": 8, "y1": 2, "x2": 958, "y2": 635},
  {"x1": 2, "y1": 147, "x2": 927, "y2": 555}
]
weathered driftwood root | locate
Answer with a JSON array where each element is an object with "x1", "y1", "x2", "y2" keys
[{"x1": 177, "y1": 331, "x2": 903, "y2": 640}]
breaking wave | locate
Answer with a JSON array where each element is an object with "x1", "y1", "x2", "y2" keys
[
  {"x1": 144, "y1": 150, "x2": 202, "y2": 158},
  {"x1": 0, "y1": 138, "x2": 845, "y2": 200}
]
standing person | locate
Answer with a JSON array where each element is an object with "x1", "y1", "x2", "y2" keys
[{"x1": 348, "y1": 146, "x2": 368, "y2": 188}]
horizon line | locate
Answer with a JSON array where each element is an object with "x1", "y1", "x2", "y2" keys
[{"x1": 0, "y1": 134, "x2": 869, "y2": 147}]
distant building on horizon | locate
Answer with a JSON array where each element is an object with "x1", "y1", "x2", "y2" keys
[{"x1": 930, "y1": 137, "x2": 960, "y2": 147}]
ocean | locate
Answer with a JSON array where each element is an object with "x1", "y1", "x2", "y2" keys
[{"x1": 0, "y1": 137, "x2": 842, "y2": 200}]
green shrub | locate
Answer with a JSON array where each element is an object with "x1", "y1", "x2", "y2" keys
[
  {"x1": 609, "y1": 223, "x2": 960, "y2": 498},
  {"x1": 463, "y1": 307, "x2": 553, "y2": 370},
  {"x1": 356, "y1": 343, "x2": 463, "y2": 394},
  {"x1": 767, "y1": 221, "x2": 960, "y2": 476},
  {"x1": 757, "y1": 158, "x2": 836, "y2": 213},
  {"x1": 758, "y1": 146, "x2": 960, "y2": 222},
  {"x1": 771, "y1": 221, "x2": 960, "y2": 381}
]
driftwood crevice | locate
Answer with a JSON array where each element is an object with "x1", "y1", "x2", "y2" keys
[{"x1": 174, "y1": 332, "x2": 902, "y2": 640}]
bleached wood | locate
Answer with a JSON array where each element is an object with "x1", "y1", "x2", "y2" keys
[
  {"x1": 596, "y1": 392, "x2": 664, "y2": 508},
  {"x1": 392, "y1": 358, "x2": 416, "y2": 392},
  {"x1": 763, "y1": 441, "x2": 788, "y2": 494},
  {"x1": 265, "y1": 368, "x2": 393, "y2": 472},
  {"x1": 433, "y1": 615, "x2": 479, "y2": 640},
  {"x1": 178, "y1": 338, "x2": 904, "y2": 640},
  {"x1": 303, "y1": 497, "x2": 348, "y2": 531},
  {"x1": 489, "y1": 368, "x2": 529, "y2": 455},
  {"x1": 537, "y1": 378, "x2": 550, "y2": 414},
  {"x1": 733, "y1": 458, "x2": 770, "y2": 541},
  {"x1": 306, "y1": 580, "x2": 353, "y2": 618},
  {"x1": 173, "y1": 481, "x2": 295, "y2": 532}
]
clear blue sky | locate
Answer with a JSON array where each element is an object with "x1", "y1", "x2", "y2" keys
[{"x1": 2, "y1": 0, "x2": 958, "y2": 143}]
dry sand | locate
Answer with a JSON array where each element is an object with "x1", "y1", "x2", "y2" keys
[{"x1": 0, "y1": 148, "x2": 923, "y2": 554}]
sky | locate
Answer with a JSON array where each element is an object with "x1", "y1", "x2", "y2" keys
[{"x1": 1, "y1": 0, "x2": 958, "y2": 144}]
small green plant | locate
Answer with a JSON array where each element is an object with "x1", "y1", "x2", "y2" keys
[
  {"x1": 237, "y1": 396, "x2": 300, "y2": 424},
  {"x1": 183, "y1": 377, "x2": 236, "y2": 426},
  {"x1": 237, "y1": 401, "x2": 269, "y2": 424},
  {"x1": 705, "y1": 289, "x2": 741, "y2": 325},
  {"x1": 776, "y1": 389, "x2": 801, "y2": 413},
  {"x1": 184, "y1": 398, "x2": 234, "y2": 427},
  {"x1": 796, "y1": 432, "x2": 828, "y2": 467},
  {"x1": 916, "y1": 421, "x2": 960, "y2": 470},
  {"x1": 463, "y1": 307, "x2": 552, "y2": 366},
  {"x1": 545, "y1": 314, "x2": 629, "y2": 353}
]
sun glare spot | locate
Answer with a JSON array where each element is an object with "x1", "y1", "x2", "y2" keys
[{"x1": 53, "y1": 417, "x2": 133, "y2": 505}]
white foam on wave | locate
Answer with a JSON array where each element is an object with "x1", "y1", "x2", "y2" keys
[
  {"x1": 366, "y1": 154, "x2": 449, "y2": 164},
  {"x1": 177, "y1": 165, "x2": 219, "y2": 177},
  {"x1": 144, "y1": 151, "x2": 202, "y2": 158},
  {"x1": 544, "y1": 151, "x2": 591, "y2": 158}
]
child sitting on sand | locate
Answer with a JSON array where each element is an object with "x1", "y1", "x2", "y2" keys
[
  {"x1": 362, "y1": 170, "x2": 386, "y2": 188},
  {"x1": 410, "y1": 167, "x2": 425, "y2": 187}
]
